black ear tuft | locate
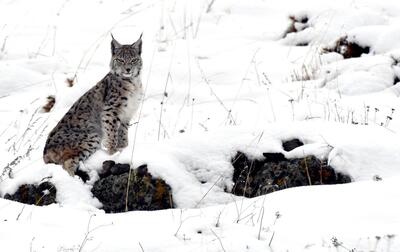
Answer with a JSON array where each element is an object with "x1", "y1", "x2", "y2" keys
[
  {"x1": 132, "y1": 33, "x2": 143, "y2": 55},
  {"x1": 111, "y1": 33, "x2": 122, "y2": 55}
]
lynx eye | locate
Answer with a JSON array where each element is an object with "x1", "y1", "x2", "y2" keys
[
  {"x1": 115, "y1": 59, "x2": 125, "y2": 63},
  {"x1": 131, "y1": 59, "x2": 139, "y2": 64}
]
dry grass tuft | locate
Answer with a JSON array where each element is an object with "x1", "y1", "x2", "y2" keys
[{"x1": 41, "y1": 95, "x2": 56, "y2": 113}]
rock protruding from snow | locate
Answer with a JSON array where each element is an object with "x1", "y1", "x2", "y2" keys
[
  {"x1": 283, "y1": 15, "x2": 309, "y2": 41},
  {"x1": 282, "y1": 138, "x2": 304, "y2": 152},
  {"x1": 4, "y1": 182, "x2": 57, "y2": 206},
  {"x1": 231, "y1": 152, "x2": 351, "y2": 198},
  {"x1": 325, "y1": 36, "x2": 370, "y2": 59},
  {"x1": 92, "y1": 161, "x2": 173, "y2": 213}
]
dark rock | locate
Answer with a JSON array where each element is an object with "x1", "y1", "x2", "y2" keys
[
  {"x1": 103, "y1": 160, "x2": 116, "y2": 171},
  {"x1": 98, "y1": 161, "x2": 131, "y2": 179},
  {"x1": 136, "y1": 164, "x2": 148, "y2": 176},
  {"x1": 110, "y1": 163, "x2": 130, "y2": 176},
  {"x1": 99, "y1": 160, "x2": 116, "y2": 178},
  {"x1": 232, "y1": 152, "x2": 351, "y2": 198},
  {"x1": 393, "y1": 75, "x2": 400, "y2": 86},
  {"x1": 324, "y1": 36, "x2": 370, "y2": 59},
  {"x1": 4, "y1": 182, "x2": 57, "y2": 206},
  {"x1": 282, "y1": 139, "x2": 304, "y2": 151},
  {"x1": 283, "y1": 14, "x2": 309, "y2": 38},
  {"x1": 92, "y1": 161, "x2": 174, "y2": 213},
  {"x1": 262, "y1": 153, "x2": 287, "y2": 162}
]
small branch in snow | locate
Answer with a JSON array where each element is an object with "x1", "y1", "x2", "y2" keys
[
  {"x1": 206, "y1": 0, "x2": 216, "y2": 13},
  {"x1": 303, "y1": 156, "x2": 312, "y2": 186},
  {"x1": 34, "y1": 25, "x2": 51, "y2": 58},
  {"x1": 174, "y1": 210, "x2": 200, "y2": 237},
  {"x1": 1, "y1": 36, "x2": 8, "y2": 56},
  {"x1": 78, "y1": 214, "x2": 113, "y2": 252},
  {"x1": 262, "y1": 72, "x2": 277, "y2": 122},
  {"x1": 196, "y1": 59, "x2": 236, "y2": 125},
  {"x1": 157, "y1": 44, "x2": 176, "y2": 141},
  {"x1": 215, "y1": 209, "x2": 223, "y2": 227},
  {"x1": 174, "y1": 209, "x2": 185, "y2": 237},
  {"x1": 228, "y1": 48, "x2": 260, "y2": 125},
  {"x1": 268, "y1": 231, "x2": 275, "y2": 247},
  {"x1": 16, "y1": 205, "x2": 25, "y2": 221},
  {"x1": 331, "y1": 236, "x2": 356, "y2": 252},
  {"x1": 268, "y1": 211, "x2": 281, "y2": 247},
  {"x1": 257, "y1": 206, "x2": 264, "y2": 240},
  {"x1": 138, "y1": 242, "x2": 145, "y2": 252},
  {"x1": 194, "y1": 175, "x2": 223, "y2": 208},
  {"x1": 125, "y1": 168, "x2": 134, "y2": 212},
  {"x1": 210, "y1": 228, "x2": 226, "y2": 252},
  {"x1": 30, "y1": 237, "x2": 35, "y2": 252}
]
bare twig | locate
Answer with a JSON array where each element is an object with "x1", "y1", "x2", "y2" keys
[
  {"x1": 30, "y1": 237, "x2": 35, "y2": 252},
  {"x1": 139, "y1": 242, "x2": 145, "y2": 252},
  {"x1": 158, "y1": 73, "x2": 172, "y2": 141},
  {"x1": 16, "y1": 205, "x2": 25, "y2": 221},
  {"x1": 195, "y1": 59, "x2": 236, "y2": 124},
  {"x1": 257, "y1": 206, "x2": 264, "y2": 240},
  {"x1": 268, "y1": 231, "x2": 275, "y2": 247},
  {"x1": 78, "y1": 214, "x2": 113, "y2": 252},
  {"x1": 1, "y1": 36, "x2": 8, "y2": 54},
  {"x1": 157, "y1": 44, "x2": 176, "y2": 141},
  {"x1": 210, "y1": 228, "x2": 226, "y2": 252},
  {"x1": 269, "y1": 211, "x2": 281, "y2": 247},
  {"x1": 174, "y1": 209, "x2": 185, "y2": 236},
  {"x1": 194, "y1": 175, "x2": 223, "y2": 208},
  {"x1": 215, "y1": 209, "x2": 223, "y2": 227},
  {"x1": 124, "y1": 168, "x2": 135, "y2": 212},
  {"x1": 206, "y1": 0, "x2": 217, "y2": 13},
  {"x1": 303, "y1": 156, "x2": 312, "y2": 185}
]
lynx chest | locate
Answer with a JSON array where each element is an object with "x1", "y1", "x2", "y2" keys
[{"x1": 119, "y1": 80, "x2": 143, "y2": 122}]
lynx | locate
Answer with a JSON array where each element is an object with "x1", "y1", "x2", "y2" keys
[{"x1": 43, "y1": 34, "x2": 143, "y2": 176}]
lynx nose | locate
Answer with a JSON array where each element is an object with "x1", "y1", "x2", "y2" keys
[{"x1": 126, "y1": 68, "x2": 131, "y2": 73}]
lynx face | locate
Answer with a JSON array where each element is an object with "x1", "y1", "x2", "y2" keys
[{"x1": 110, "y1": 34, "x2": 142, "y2": 79}]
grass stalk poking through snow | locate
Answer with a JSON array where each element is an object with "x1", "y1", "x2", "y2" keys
[{"x1": 196, "y1": 59, "x2": 236, "y2": 125}]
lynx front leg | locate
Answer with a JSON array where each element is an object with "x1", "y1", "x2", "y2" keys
[
  {"x1": 117, "y1": 122, "x2": 129, "y2": 150},
  {"x1": 101, "y1": 108, "x2": 121, "y2": 155}
]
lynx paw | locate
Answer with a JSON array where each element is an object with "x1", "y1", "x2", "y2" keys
[
  {"x1": 102, "y1": 140, "x2": 118, "y2": 155},
  {"x1": 116, "y1": 140, "x2": 128, "y2": 150}
]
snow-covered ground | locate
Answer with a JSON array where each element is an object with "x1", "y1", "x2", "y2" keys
[{"x1": 1, "y1": 0, "x2": 400, "y2": 251}]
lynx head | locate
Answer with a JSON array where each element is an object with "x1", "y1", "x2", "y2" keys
[{"x1": 110, "y1": 34, "x2": 142, "y2": 79}]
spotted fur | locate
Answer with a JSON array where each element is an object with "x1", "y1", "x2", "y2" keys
[{"x1": 43, "y1": 34, "x2": 143, "y2": 176}]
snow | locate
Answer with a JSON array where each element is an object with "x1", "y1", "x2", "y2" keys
[
  {"x1": 1, "y1": 0, "x2": 400, "y2": 251},
  {"x1": 319, "y1": 55, "x2": 395, "y2": 95},
  {"x1": 1, "y1": 176, "x2": 399, "y2": 251}
]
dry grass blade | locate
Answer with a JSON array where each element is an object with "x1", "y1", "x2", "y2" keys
[{"x1": 210, "y1": 228, "x2": 226, "y2": 252}]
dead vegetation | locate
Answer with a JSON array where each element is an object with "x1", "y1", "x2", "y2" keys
[
  {"x1": 41, "y1": 95, "x2": 56, "y2": 113},
  {"x1": 66, "y1": 77, "x2": 75, "y2": 87}
]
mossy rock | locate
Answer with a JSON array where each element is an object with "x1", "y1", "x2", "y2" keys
[{"x1": 92, "y1": 161, "x2": 174, "y2": 213}]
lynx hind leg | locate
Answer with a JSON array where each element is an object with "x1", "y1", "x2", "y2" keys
[
  {"x1": 62, "y1": 133, "x2": 101, "y2": 176},
  {"x1": 75, "y1": 133, "x2": 102, "y2": 165},
  {"x1": 63, "y1": 157, "x2": 80, "y2": 176},
  {"x1": 117, "y1": 122, "x2": 129, "y2": 150}
]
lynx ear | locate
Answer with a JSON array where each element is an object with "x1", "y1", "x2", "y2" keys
[
  {"x1": 111, "y1": 34, "x2": 122, "y2": 55},
  {"x1": 132, "y1": 33, "x2": 143, "y2": 55}
]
